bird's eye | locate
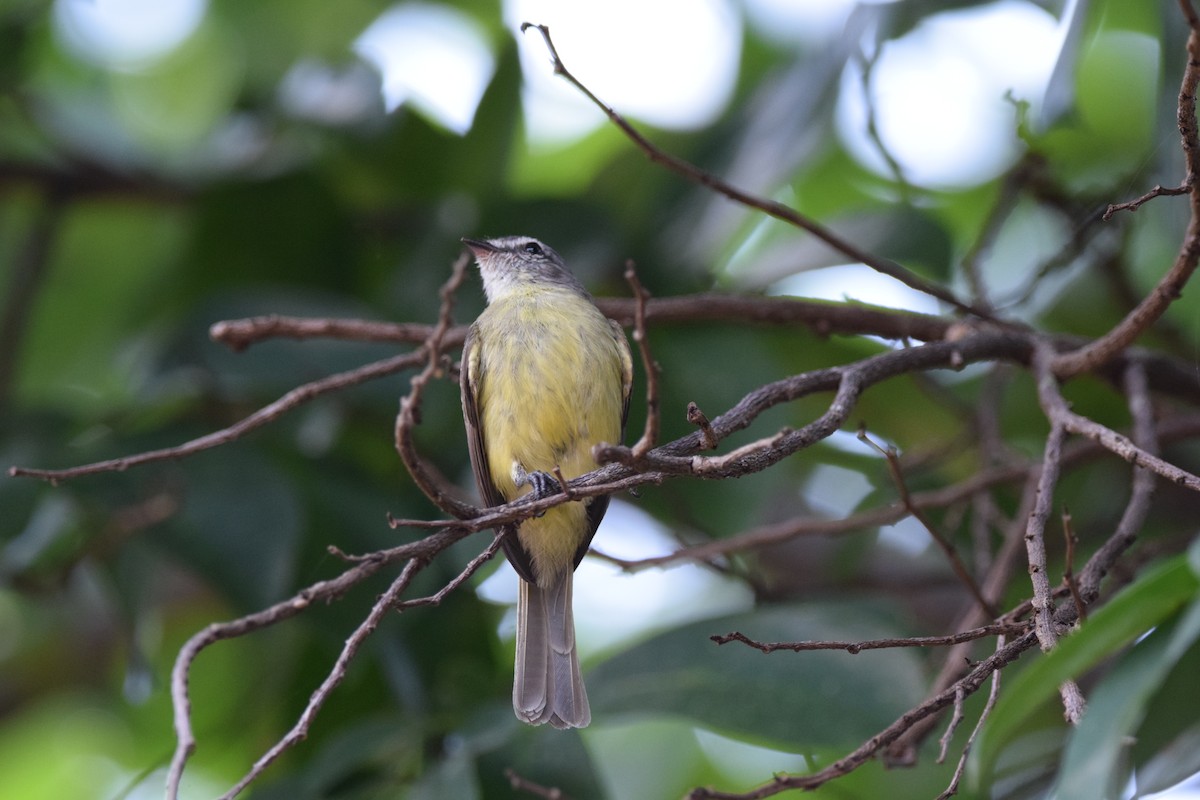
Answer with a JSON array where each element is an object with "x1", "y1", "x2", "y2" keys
[{"x1": 523, "y1": 242, "x2": 543, "y2": 256}]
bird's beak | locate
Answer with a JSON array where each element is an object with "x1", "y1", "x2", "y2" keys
[{"x1": 461, "y1": 237, "x2": 496, "y2": 258}]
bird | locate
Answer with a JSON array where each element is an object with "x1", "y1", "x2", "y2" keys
[{"x1": 459, "y1": 235, "x2": 632, "y2": 729}]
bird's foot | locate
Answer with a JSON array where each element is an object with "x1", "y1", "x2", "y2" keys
[{"x1": 512, "y1": 463, "x2": 560, "y2": 516}]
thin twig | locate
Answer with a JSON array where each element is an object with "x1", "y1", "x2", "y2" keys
[
  {"x1": 10, "y1": 350, "x2": 427, "y2": 484},
  {"x1": 505, "y1": 768, "x2": 573, "y2": 800},
  {"x1": 858, "y1": 429, "x2": 998, "y2": 618},
  {"x1": 394, "y1": 252, "x2": 477, "y2": 519},
  {"x1": 394, "y1": 533, "x2": 504, "y2": 610},
  {"x1": 934, "y1": 635, "x2": 1007, "y2": 800},
  {"x1": 215, "y1": 559, "x2": 425, "y2": 800},
  {"x1": 1075, "y1": 360, "x2": 1159, "y2": 598},
  {"x1": 209, "y1": 315, "x2": 459, "y2": 352},
  {"x1": 855, "y1": 42, "x2": 912, "y2": 196},
  {"x1": 165, "y1": 526, "x2": 475, "y2": 799},
  {"x1": 1103, "y1": 182, "x2": 1189, "y2": 221},
  {"x1": 709, "y1": 623, "x2": 1029, "y2": 654},
  {"x1": 519, "y1": 22, "x2": 991, "y2": 320},
  {"x1": 885, "y1": 464, "x2": 1041, "y2": 765},
  {"x1": 625, "y1": 259, "x2": 660, "y2": 457},
  {"x1": 684, "y1": 629, "x2": 1041, "y2": 799},
  {"x1": 936, "y1": 686, "x2": 967, "y2": 764},
  {"x1": 1062, "y1": 508, "x2": 1087, "y2": 623}
]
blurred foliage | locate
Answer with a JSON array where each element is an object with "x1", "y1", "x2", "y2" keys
[{"x1": 2, "y1": 1, "x2": 1200, "y2": 799}]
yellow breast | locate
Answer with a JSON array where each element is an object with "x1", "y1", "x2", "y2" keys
[{"x1": 474, "y1": 287, "x2": 626, "y2": 582}]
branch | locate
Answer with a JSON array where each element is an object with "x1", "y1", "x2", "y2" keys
[
  {"x1": 207, "y1": 292, "x2": 954, "y2": 359},
  {"x1": 1052, "y1": 25, "x2": 1200, "y2": 376},
  {"x1": 519, "y1": 23, "x2": 991, "y2": 320},
  {"x1": 624, "y1": 260, "x2": 660, "y2": 458},
  {"x1": 9, "y1": 350, "x2": 427, "y2": 484},
  {"x1": 594, "y1": 293, "x2": 953, "y2": 342},
  {"x1": 709, "y1": 622, "x2": 1029, "y2": 654},
  {"x1": 858, "y1": 429, "x2": 998, "y2": 617},
  {"x1": 685, "y1": 629, "x2": 1041, "y2": 799},
  {"x1": 1102, "y1": 182, "x2": 1189, "y2": 220},
  {"x1": 934, "y1": 635, "x2": 1006, "y2": 800},
  {"x1": 597, "y1": 331, "x2": 1033, "y2": 479},
  {"x1": 213, "y1": 559, "x2": 425, "y2": 800},
  {"x1": 1061, "y1": 508, "x2": 1087, "y2": 623},
  {"x1": 884, "y1": 468, "x2": 1040, "y2": 765},
  {"x1": 1027, "y1": 346, "x2": 1087, "y2": 723},
  {"x1": 1075, "y1": 360, "x2": 1159, "y2": 599},
  {"x1": 165, "y1": 525, "x2": 476, "y2": 799},
  {"x1": 393, "y1": 252, "x2": 478, "y2": 519},
  {"x1": 505, "y1": 769, "x2": 573, "y2": 800},
  {"x1": 209, "y1": 315, "x2": 460, "y2": 352}
]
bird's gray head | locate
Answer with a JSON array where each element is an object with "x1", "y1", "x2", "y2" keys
[{"x1": 462, "y1": 236, "x2": 586, "y2": 303}]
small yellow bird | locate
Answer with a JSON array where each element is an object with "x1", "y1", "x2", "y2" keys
[{"x1": 460, "y1": 236, "x2": 632, "y2": 729}]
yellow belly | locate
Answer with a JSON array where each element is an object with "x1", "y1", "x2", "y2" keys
[{"x1": 475, "y1": 288, "x2": 625, "y2": 583}]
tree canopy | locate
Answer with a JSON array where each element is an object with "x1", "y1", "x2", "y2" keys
[{"x1": 3, "y1": 1, "x2": 1200, "y2": 799}]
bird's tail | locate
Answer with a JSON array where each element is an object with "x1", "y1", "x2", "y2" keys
[{"x1": 514, "y1": 571, "x2": 590, "y2": 729}]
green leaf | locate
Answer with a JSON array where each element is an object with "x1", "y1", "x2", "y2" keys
[
  {"x1": 166, "y1": 446, "x2": 304, "y2": 610},
  {"x1": 1053, "y1": 598, "x2": 1200, "y2": 800},
  {"x1": 588, "y1": 602, "x2": 926, "y2": 750},
  {"x1": 971, "y1": 555, "x2": 1200, "y2": 783},
  {"x1": 1131, "y1": 626, "x2": 1200, "y2": 797}
]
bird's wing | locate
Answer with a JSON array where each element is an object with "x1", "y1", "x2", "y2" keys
[
  {"x1": 573, "y1": 320, "x2": 635, "y2": 568},
  {"x1": 612, "y1": 318, "x2": 634, "y2": 434},
  {"x1": 461, "y1": 325, "x2": 536, "y2": 583}
]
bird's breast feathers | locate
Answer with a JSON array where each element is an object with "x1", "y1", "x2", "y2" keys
[{"x1": 474, "y1": 288, "x2": 625, "y2": 501}]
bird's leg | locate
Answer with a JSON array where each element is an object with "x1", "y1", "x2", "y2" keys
[{"x1": 512, "y1": 462, "x2": 559, "y2": 508}]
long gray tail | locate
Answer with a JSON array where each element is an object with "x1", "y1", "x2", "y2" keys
[{"x1": 513, "y1": 571, "x2": 590, "y2": 728}]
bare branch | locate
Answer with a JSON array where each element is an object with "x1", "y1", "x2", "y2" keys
[
  {"x1": 214, "y1": 559, "x2": 425, "y2": 800},
  {"x1": 936, "y1": 686, "x2": 967, "y2": 764},
  {"x1": 10, "y1": 350, "x2": 426, "y2": 484},
  {"x1": 519, "y1": 23, "x2": 992, "y2": 320},
  {"x1": 1061, "y1": 508, "x2": 1087, "y2": 623},
  {"x1": 210, "y1": 315, "x2": 458, "y2": 352},
  {"x1": 684, "y1": 629, "x2": 1041, "y2": 799},
  {"x1": 858, "y1": 429, "x2": 998, "y2": 617},
  {"x1": 1052, "y1": 26, "x2": 1200, "y2": 376},
  {"x1": 709, "y1": 622, "x2": 1029, "y2": 654},
  {"x1": 393, "y1": 252, "x2": 478, "y2": 519},
  {"x1": 1075, "y1": 360, "x2": 1159, "y2": 599},
  {"x1": 165, "y1": 525, "x2": 474, "y2": 799},
  {"x1": 935, "y1": 635, "x2": 1006, "y2": 800},
  {"x1": 625, "y1": 260, "x2": 660, "y2": 458},
  {"x1": 505, "y1": 768, "x2": 573, "y2": 800},
  {"x1": 394, "y1": 533, "x2": 504, "y2": 610},
  {"x1": 1103, "y1": 182, "x2": 1189, "y2": 221}
]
